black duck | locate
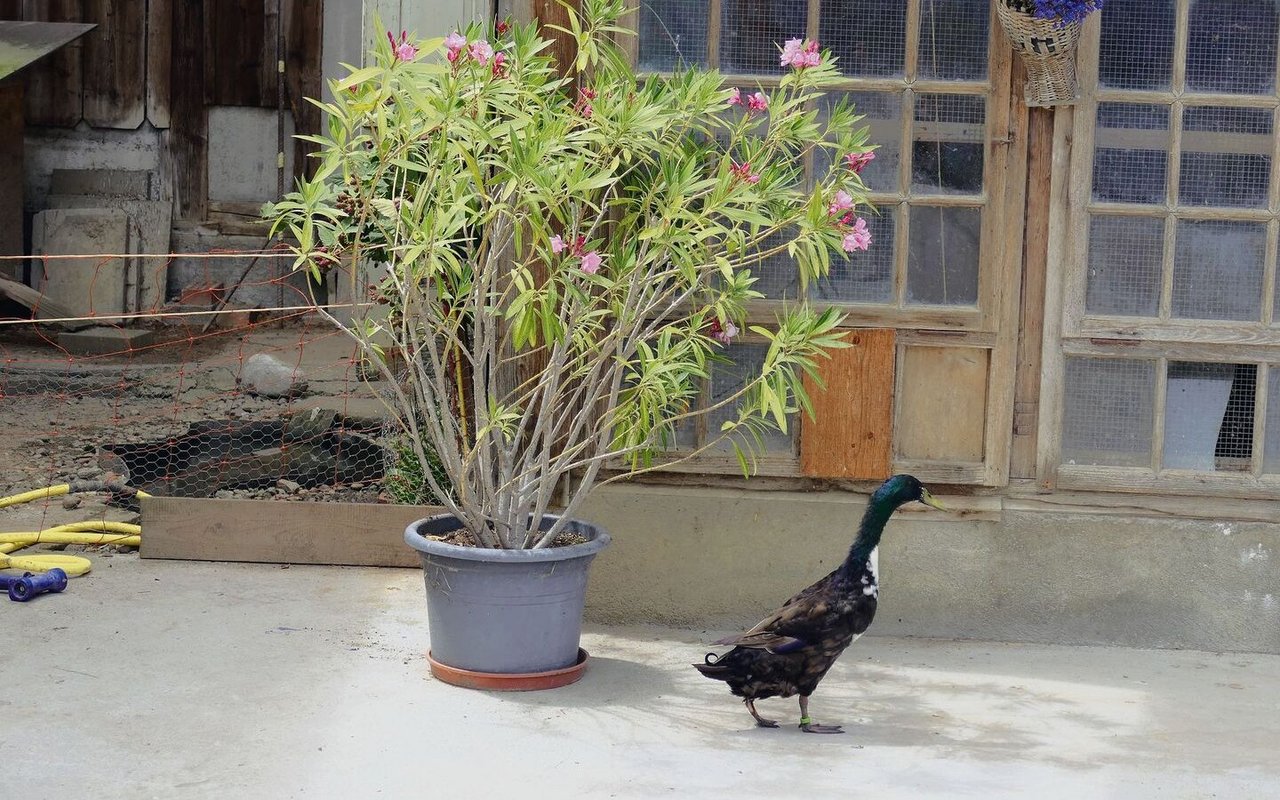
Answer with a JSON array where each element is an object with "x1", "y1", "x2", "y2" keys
[{"x1": 694, "y1": 474, "x2": 944, "y2": 733}]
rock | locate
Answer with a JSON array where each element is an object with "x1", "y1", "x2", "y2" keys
[
  {"x1": 77, "y1": 466, "x2": 99, "y2": 479},
  {"x1": 240, "y1": 354, "x2": 308, "y2": 398},
  {"x1": 62, "y1": 496, "x2": 82, "y2": 510},
  {"x1": 276, "y1": 479, "x2": 301, "y2": 494}
]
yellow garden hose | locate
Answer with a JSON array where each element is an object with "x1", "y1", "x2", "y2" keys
[{"x1": 0, "y1": 484, "x2": 149, "y2": 578}]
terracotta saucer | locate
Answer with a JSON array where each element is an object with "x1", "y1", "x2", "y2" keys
[{"x1": 427, "y1": 649, "x2": 589, "y2": 691}]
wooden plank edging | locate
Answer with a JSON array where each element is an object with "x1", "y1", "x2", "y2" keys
[{"x1": 141, "y1": 496, "x2": 448, "y2": 568}]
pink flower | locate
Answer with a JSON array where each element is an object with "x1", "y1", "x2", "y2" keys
[
  {"x1": 730, "y1": 161, "x2": 760, "y2": 184},
  {"x1": 781, "y1": 38, "x2": 821, "y2": 69},
  {"x1": 550, "y1": 235, "x2": 566, "y2": 254},
  {"x1": 444, "y1": 31, "x2": 466, "y2": 62},
  {"x1": 746, "y1": 91, "x2": 769, "y2": 113},
  {"x1": 388, "y1": 30, "x2": 417, "y2": 62},
  {"x1": 828, "y1": 189, "x2": 854, "y2": 216},
  {"x1": 580, "y1": 252, "x2": 602, "y2": 274},
  {"x1": 575, "y1": 87, "x2": 596, "y2": 118},
  {"x1": 727, "y1": 87, "x2": 742, "y2": 106},
  {"x1": 492, "y1": 51, "x2": 508, "y2": 78},
  {"x1": 708, "y1": 318, "x2": 738, "y2": 345},
  {"x1": 496, "y1": 19, "x2": 511, "y2": 36},
  {"x1": 468, "y1": 40, "x2": 494, "y2": 65},
  {"x1": 799, "y1": 40, "x2": 821, "y2": 68},
  {"x1": 780, "y1": 38, "x2": 804, "y2": 67},
  {"x1": 842, "y1": 218, "x2": 872, "y2": 252},
  {"x1": 845, "y1": 151, "x2": 876, "y2": 174}
]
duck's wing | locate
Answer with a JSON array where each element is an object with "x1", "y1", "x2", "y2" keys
[{"x1": 712, "y1": 571, "x2": 838, "y2": 653}]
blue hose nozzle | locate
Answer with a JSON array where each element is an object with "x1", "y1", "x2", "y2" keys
[{"x1": 1, "y1": 568, "x2": 69, "y2": 601}]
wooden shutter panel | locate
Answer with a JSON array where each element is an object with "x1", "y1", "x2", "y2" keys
[{"x1": 800, "y1": 328, "x2": 895, "y2": 480}]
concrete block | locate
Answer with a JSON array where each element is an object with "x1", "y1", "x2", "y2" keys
[
  {"x1": 207, "y1": 107, "x2": 296, "y2": 204},
  {"x1": 57, "y1": 326, "x2": 156, "y2": 355},
  {"x1": 48, "y1": 168, "x2": 153, "y2": 199},
  {"x1": 170, "y1": 229, "x2": 310, "y2": 309},
  {"x1": 32, "y1": 207, "x2": 133, "y2": 319},
  {"x1": 45, "y1": 195, "x2": 171, "y2": 311}
]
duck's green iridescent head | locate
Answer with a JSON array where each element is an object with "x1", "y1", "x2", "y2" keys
[{"x1": 870, "y1": 474, "x2": 945, "y2": 511}]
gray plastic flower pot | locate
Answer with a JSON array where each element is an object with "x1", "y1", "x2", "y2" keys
[{"x1": 405, "y1": 513, "x2": 611, "y2": 677}]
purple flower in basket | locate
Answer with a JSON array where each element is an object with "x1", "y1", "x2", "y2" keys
[{"x1": 1012, "y1": 0, "x2": 1104, "y2": 27}]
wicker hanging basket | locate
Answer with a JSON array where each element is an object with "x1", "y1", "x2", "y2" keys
[{"x1": 994, "y1": 0, "x2": 1083, "y2": 107}]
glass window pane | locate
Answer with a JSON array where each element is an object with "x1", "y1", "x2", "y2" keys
[
  {"x1": 907, "y1": 205, "x2": 980, "y2": 306},
  {"x1": 1172, "y1": 220, "x2": 1266, "y2": 322},
  {"x1": 1085, "y1": 215, "x2": 1165, "y2": 317},
  {"x1": 812, "y1": 209, "x2": 896, "y2": 304},
  {"x1": 1266, "y1": 366, "x2": 1280, "y2": 473},
  {"x1": 820, "y1": 0, "x2": 906, "y2": 77},
  {"x1": 1098, "y1": 0, "x2": 1176, "y2": 90},
  {"x1": 1164, "y1": 362, "x2": 1256, "y2": 472},
  {"x1": 912, "y1": 94, "x2": 985, "y2": 195},
  {"x1": 720, "y1": 0, "x2": 808, "y2": 75},
  {"x1": 708, "y1": 343, "x2": 795, "y2": 453},
  {"x1": 1062, "y1": 357, "x2": 1156, "y2": 468},
  {"x1": 1092, "y1": 103, "x2": 1169, "y2": 204},
  {"x1": 815, "y1": 91, "x2": 902, "y2": 193},
  {"x1": 1179, "y1": 106, "x2": 1272, "y2": 208},
  {"x1": 1186, "y1": 0, "x2": 1279, "y2": 95},
  {"x1": 917, "y1": 0, "x2": 989, "y2": 81},
  {"x1": 638, "y1": 0, "x2": 709, "y2": 71}
]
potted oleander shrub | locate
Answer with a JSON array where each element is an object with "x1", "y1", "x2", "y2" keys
[
  {"x1": 996, "y1": 0, "x2": 1104, "y2": 106},
  {"x1": 268, "y1": 0, "x2": 877, "y2": 689}
]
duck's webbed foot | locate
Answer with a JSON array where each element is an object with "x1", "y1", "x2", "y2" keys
[
  {"x1": 799, "y1": 719, "x2": 844, "y2": 734},
  {"x1": 799, "y1": 695, "x2": 844, "y2": 734},
  {"x1": 745, "y1": 699, "x2": 779, "y2": 728}
]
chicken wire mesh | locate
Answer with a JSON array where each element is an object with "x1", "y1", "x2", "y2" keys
[
  {"x1": 719, "y1": 0, "x2": 808, "y2": 75},
  {"x1": 1179, "y1": 106, "x2": 1273, "y2": 209},
  {"x1": 1185, "y1": 0, "x2": 1280, "y2": 95},
  {"x1": 637, "y1": 0, "x2": 710, "y2": 71},
  {"x1": 1170, "y1": 219, "x2": 1267, "y2": 322},
  {"x1": 820, "y1": 0, "x2": 907, "y2": 77},
  {"x1": 1092, "y1": 102, "x2": 1169, "y2": 205},
  {"x1": 1085, "y1": 214, "x2": 1165, "y2": 317},
  {"x1": 1097, "y1": 0, "x2": 1176, "y2": 91},
  {"x1": 1061, "y1": 357, "x2": 1156, "y2": 468},
  {"x1": 917, "y1": 0, "x2": 989, "y2": 81},
  {"x1": 0, "y1": 251, "x2": 407, "y2": 518},
  {"x1": 1162, "y1": 361, "x2": 1257, "y2": 472}
]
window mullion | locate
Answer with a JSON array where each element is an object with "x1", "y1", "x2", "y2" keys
[
  {"x1": 1252, "y1": 362, "x2": 1269, "y2": 476},
  {"x1": 1151, "y1": 356, "x2": 1169, "y2": 472},
  {"x1": 707, "y1": 0, "x2": 722, "y2": 71},
  {"x1": 904, "y1": 0, "x2": 921, "y2": 84}
]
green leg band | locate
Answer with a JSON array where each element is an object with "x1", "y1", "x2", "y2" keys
[{"x1": 799, "y1": 716, "x2": 812, "y2": 725}]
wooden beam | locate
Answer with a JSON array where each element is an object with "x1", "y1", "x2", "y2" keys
[
  {"x1": 800, "y1": 328, "x2": 896, "y2": 480},
  {"x1": 141, "y1": 496, "x2": 446, "y2": 568},
  {"x1": 202, "y1": 0, "x2": 270, "y2": 107},
  {"x1": 21, "y1": 0, "x2": 84, "y2": 128},
  {"x1": 533, "y1": 0, "x2": 578, "y2": 77},
  {"x1": 82, "y1": 0, "x2": 146, "y2": 128},
  {"x1": 1011, "y1": 105, "x2": 1054, "y2": 478},
  {"x1": 285, "y1": 0, "x2": 323, "y2": 182},
  {"x1": 0, "y1": 80, "x2": 22, "y2": 272},
  {"x1": 171, "y1": 0, "x2": 207, "y2": 220},
  {"x1": 146, "y1": 0, "x2": 172, "y2": 128}
]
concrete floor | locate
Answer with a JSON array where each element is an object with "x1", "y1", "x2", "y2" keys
[{"x1": 3, "y1": 555, "x2": 1278, "y2": 799}]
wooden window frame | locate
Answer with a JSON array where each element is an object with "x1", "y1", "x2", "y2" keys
[
  {"x1": 1038, "y1": 6, "x2": 1280, "y2": 499},
  {"x1": 617, "y1": 0, "x2": 1026, "y2": 486}
]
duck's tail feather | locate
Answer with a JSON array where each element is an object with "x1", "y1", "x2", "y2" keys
[{"x1": 692, "y1": 651, "x2": 731, "y2": 679}]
